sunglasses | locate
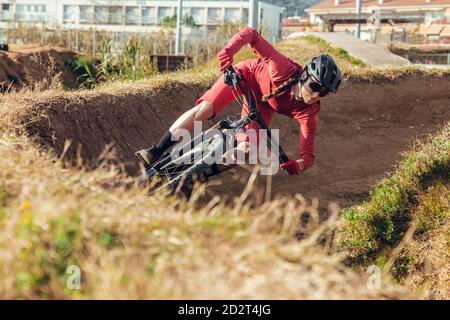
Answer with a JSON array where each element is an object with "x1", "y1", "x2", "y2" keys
[
  {"x1": 305, "y1": 77, "x2": 330, "y2": 97},
  {"x1": 300, "y1": 70, "x2": 330, "y2": 97}
]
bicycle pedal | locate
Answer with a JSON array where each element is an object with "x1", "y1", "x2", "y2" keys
[
  {"x1": 219, "y1": 119, "x2": 231, "y2": 129},
  {"x1": 198, "y1": 171, "x2": 209, "y2": 183}
]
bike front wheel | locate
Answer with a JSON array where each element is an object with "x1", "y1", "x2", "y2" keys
[{"x1": 139, "y1": 131, "x2": 226, "y2": 197}]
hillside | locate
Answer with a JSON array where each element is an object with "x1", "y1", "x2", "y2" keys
[{"x1": 267, "y1": 0, "x2": 322, "y2": 16}]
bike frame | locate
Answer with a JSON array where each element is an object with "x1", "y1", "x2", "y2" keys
[
  {"x1": 223, "y1": 65, "x2": 289, "y2": 164},
  {"x1": 142, "y1": 65, "x2": 290, "y2": 189}
]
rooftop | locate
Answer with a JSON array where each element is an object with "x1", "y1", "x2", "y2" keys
[{"x1": 307, "y1": 0, "x2": 450, "y2": 11}]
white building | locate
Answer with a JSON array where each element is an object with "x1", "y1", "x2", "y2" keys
[
  {"x1": 305, "y1": 0, "x2": 450, "y2": 30},
  {"x1": 0, "y1": 0, "x2": 284, "y2": 42}
]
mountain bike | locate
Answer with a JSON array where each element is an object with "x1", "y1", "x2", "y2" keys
[{"x1": 138, "y1": 65, "x2": 289, "y2": 197}]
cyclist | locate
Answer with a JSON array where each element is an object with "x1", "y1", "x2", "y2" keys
[{"x1": 135, "y1": 27, "x2": 342, "y2": 175}]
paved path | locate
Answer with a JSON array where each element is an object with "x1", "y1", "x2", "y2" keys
[{"x1": 288, "y1": 32, "x2": 410, "y2": 66}]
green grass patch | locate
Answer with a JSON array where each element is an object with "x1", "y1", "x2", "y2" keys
[
  {"x1": 300, "y1": 35, "x2": 367, "y2": 67},
  {"x1": 98, "y1": 230, "x2": 118, "y2": 248},
  {"x1": 0, "y1": 187, "x2": 8, "y2": 207},
  {"x1": 337, "y1": 122, "x2": 450, "y2": 268}
]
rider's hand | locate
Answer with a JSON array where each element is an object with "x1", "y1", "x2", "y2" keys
[
  {"x1": 217, "y1": 48, "x2": 233, "y2": 71},
  {"x1": 280, "y1": 159, "x2": 303, "y2": 175}
]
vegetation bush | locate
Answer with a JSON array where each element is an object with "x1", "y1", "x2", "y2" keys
[{"x1": 337, "y1": 122, "x2": 449, "y2": 298}]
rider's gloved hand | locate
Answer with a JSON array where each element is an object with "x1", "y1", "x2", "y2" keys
[
  {"x1": 280, "y1": 159, "x2": 304, "y2": 175},
  {"x1": 217, "y1": 48, "x2": 233, "y2": 71}
]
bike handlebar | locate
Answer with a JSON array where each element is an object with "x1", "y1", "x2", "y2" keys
[
  {"x1": 223, "y1": 65, "x2": 240, "y2": 88},
  {"x1": 222, "y1": 66, "x2": 290, "y2": 164}
]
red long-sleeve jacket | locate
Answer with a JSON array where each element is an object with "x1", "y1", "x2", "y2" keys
[{"x1": 223, "y1": 27, "x2": 320, "y2": 171}]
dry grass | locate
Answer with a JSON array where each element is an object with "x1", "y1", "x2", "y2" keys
[
  {"x1": 0, "y1": 125, "x2": 410, "y2": 299},
  {"x1": 400, "y1": 218, "x2": 449, "y2": 299},
  {"x1": 388, "y1": 182, "x2": 449, "y2": 299},
  {"x1": 337, "y1": 122, "x2": 450, "y2": 299}
]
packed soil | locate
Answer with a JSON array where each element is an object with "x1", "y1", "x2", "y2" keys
[
  {"x1": 21, "y1": 75, "x2": 450, "y2": 214},
  {"x1": 0, "y1": 44, "x2": 79, "y2": 91}
]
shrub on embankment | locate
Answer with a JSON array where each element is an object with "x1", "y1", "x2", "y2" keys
[{"x1": 337, "y1": 122, "x2": 449, "y2": 298}]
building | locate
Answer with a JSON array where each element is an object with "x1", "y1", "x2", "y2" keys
[
  {"x1": 0, "y1": 0, "x2": 285, "y2": 44},
  {"x1": 306, "y1": 0, "x2": 450, "y2": 26},
  {"x1": 305, "y1": 0, "x2": 450, "y2": 43},
  {"x1": 281, "y1": 15, "x2": 318, "y2": 37}
]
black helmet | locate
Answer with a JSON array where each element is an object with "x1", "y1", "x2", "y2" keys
[{"x1": 305, "y1": 54, "x2": 342, "y2": 93}]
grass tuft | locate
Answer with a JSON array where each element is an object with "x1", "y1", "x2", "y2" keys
[
  {"x1": 337, "y1": 122, "x2": 450, "y2": 298},
  {"x1": 298, "y1": 35, "x2": 367, "y2": 67},
  {"x1": 0, "y1": 128, "x2": 408, "y2": 299}
]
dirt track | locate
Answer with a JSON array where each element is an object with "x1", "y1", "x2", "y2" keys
[{"x1": 23, "y1": 75, "x2": 450, "y2": 214}]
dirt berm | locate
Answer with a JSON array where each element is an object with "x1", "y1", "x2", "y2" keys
[
  {"x1": 0, "y1": 44, "x2": 79, "y2": 90},
  {"x1": 17, "y1": 72, "x2": 450, "y2": 213}
]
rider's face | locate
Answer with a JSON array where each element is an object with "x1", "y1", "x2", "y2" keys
[
  {"x1": 291, "y1": 81, "x2": 320, "y2": 105},
  {"x1": 300, "y1": 82, "x2": 321, "y2": 105}
]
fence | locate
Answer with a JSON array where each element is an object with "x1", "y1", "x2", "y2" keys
[
  {"x1": 0, "y1": 22, "x2": 241, "y2": 70},
  {"x1": 405, "y1": 52, "x2": 450, "y2": 65},
  {"x1": 151, "y1": 54, "x2": 193, "y2": 72}
]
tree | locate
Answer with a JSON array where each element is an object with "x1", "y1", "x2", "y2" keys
[{"x1": 160, "y1": 14, "x2": 199, "y2": 29}]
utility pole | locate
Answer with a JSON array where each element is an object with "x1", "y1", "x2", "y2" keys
[
  {"x1": 68, "y1": 21, "x2": 72, "y2": 50},
  {"x1": 355, "y1": 0, "x2": 361, "y2": 39},
  {"x1": 11, "y1": 0, "x2": 17, "y2": 44},
  {"x1": 75, "y1": 6, "x2": 80, "y2": 51},
  {"x1": 175, "y1": 0, "x2": 183, "y2": 54},
  {"x1": 249, "y1": 0, "x2": 258, "y2": 30},
  {"x1": 40, "y1": 21, "x2": 44, "y2": 46},
  {"x1": 91, "y1": 1, "x2": 96, "y2": 56}
]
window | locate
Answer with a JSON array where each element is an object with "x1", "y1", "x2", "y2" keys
[
  {"x1": 16, "y1": 5, "x2": 26, "y2": 13},
  {"x1": 126, "y1": 6, "x2": 139, "y2": 25},
  {"x1": 79, "y1": 6, "x2": 92, "y2": 24},
  {"x1": 182, "y1": 7, "x2": 190, "y2": 20},
  {"x1": 63, "y1": 5, "x2": 77, "y2": 22},
  {"x1": 1, "y1": 3, "x2": 10, "y2": 19},
  {"x1": 242, "y1": 8, "x2": 249, "y2": 24},
  {"x1": 207, "y1": 8, "x2": 222, "y2": 24},
  {"x1": 15, "y1": 4, "x2": 27, "y2": 21},
  {"x1": 158, "y1": 7, "x2": 172, "y2": 23},
  {"x1": 142, "y1": 7, "x2": 156, "y2": 25},
  {"x1": 95, "y1": 6, "x2": 109, "y2": 24},
  {"x1": 191, "y1": 8, "x2": 204, "y2": 24},
  {"x1": 425, "y1": 11, "x2": 446, "y2": 24},
  {"x1": 224, "y1": 8, "x2": 239, "y2": 23},
  {"x1": 109, "y1": 6, "x2": 123, "y2": 24}
]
